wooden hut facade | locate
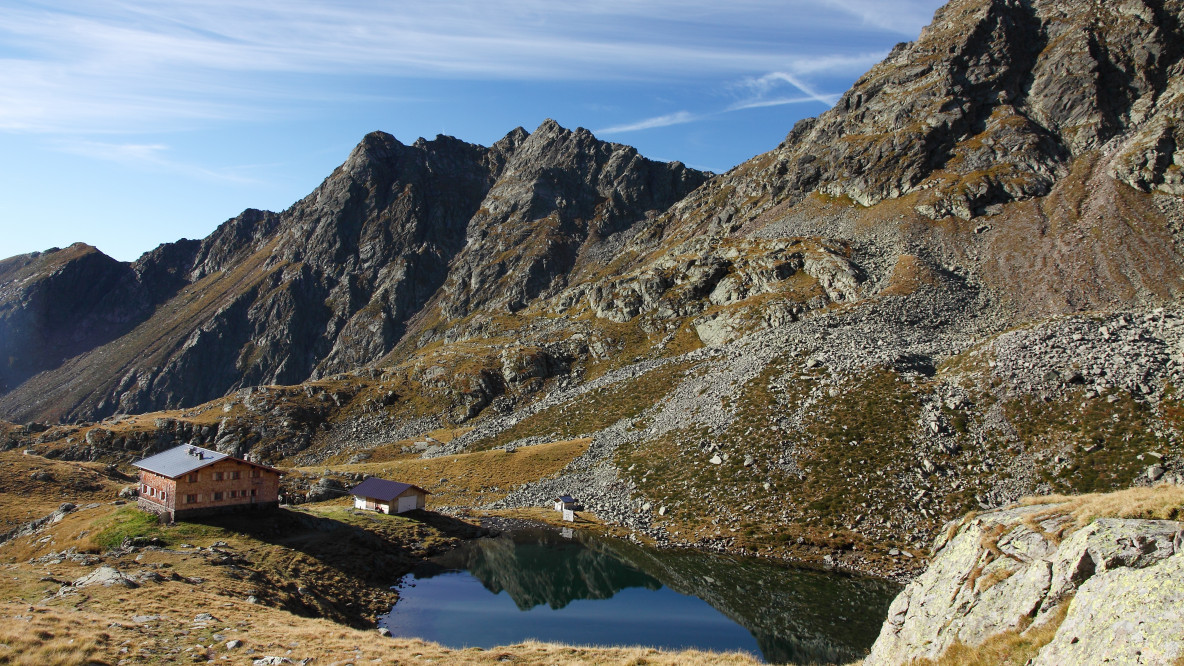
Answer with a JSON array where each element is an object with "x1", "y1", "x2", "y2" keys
[{"x1": 134, "y1": 445, "x2": 282, "y2": 522}]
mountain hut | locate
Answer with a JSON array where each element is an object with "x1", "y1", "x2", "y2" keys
[
  {"x1": 350, "y1": 477, "x2": 430, "y2": 514},
  {"x1": 134, "y1": 444, "x2": 283, "y2": 522}
]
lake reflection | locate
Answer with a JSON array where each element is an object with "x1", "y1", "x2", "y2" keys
[
  {"x1": 382, "y1": 527, "x2": 898, "y2": 664},
  {"x1": 423, "y1": 527, "x2": 662, "y2": 610}
]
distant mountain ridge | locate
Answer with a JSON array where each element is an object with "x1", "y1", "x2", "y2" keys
[{"x1": 0, "y1": 121, "x2": 706, "y2": 421}]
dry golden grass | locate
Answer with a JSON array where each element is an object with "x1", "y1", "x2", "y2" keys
[
  {"x1": 0, "y1": 452, "x2": 123, "y2": 531},
  {"x1": 1019, "y1": 484, "x2": 1184, "y2": 540},
  {"x1": 300, "y1": 437, "x2": 592, "y2": 507},
  {"x1": 0, "y1": 605, "x2": 110, "y2": 666},
  {"x1": 905, "y1": 600, "x2": 1070, "y2": 666},
  {"x1": 0, "y1": 593, "x2": 760, "y2": 666},
  {"x1": 879, "y1": 254, "x2": 941, "y2": 297}
]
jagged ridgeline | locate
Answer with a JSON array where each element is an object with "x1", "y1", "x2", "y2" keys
[
  {"x1": 0, "y1": 121, "x2": 707, "y2": 420},
  {"x1": 4, "y1": 0, "x2": 1184, "y2": 577}
]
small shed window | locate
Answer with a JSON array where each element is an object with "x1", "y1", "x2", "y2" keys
[{"x1": 213, "y1": 491, "x2": 223, "y2": 501}]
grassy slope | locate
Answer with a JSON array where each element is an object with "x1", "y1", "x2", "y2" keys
[
  {"x1": 0, "y1": 454, "x2": 125, "y2": 532},
  {"x1": 294, "y1": 437, "x2": 592, "y2": 507}
]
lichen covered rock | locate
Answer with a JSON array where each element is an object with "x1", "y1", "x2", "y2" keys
[{"x1": 865, "y1": 504, "x2": 1184, "y2": 665}]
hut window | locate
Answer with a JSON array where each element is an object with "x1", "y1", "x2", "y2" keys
[
  {"x1": 250, "y1": 489, "x2": 257, "y2": 497},
  {"x1": 213, "y1": 492, "x2": 223, "y2": 501},
  {"x1": 229, "y1": 490, "x2": 237, "y2": 498},
  {"x1": 213, "y1": 472, "x2": 224, "y2": 481},
  {"x1": 185, "y1": 494, "x2": 197, "y2": 504},
  {"x1": 251, "y1": 469, "x2": 261, "y2": 478},
  {"x1": 230, "y1": 471, "x2": 241, "y2": 480},
  {"x1": 187, "y1": 473, "x2": 197, "y2": 482}
]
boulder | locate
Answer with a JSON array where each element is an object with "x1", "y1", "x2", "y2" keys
[
  {"x1": 865, "y1": 504, "x2": 1184, "y2": 665},
  {"x1": 69, "y1": 566, "x2": 138, "y2": 590}
]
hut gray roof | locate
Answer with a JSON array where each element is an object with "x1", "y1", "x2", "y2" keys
[
  {"x1": 134, "y1": 444, "x2": 281, "y2": 479},
  {"x1": 350, "y1": 477, "x2": 429, "y2": 502}
]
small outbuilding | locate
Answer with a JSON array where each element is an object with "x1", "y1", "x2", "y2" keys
[
  {"x1": 554, "y1": 494, "x2": 579, "y2": 511},
  {"x1": 351, "y1": 477, "x2": 429, "y2": 514},
  {"x1": 134, "y1": 444, "x2": 283, "y2": 522}
]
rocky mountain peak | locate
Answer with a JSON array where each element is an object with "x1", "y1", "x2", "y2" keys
[
  {"x1": 492, "y1": 126, "x2": 531, "y2": 155},
  {"x1": 0, "y1": 119, "x2": 705, "y2": 421},
  {"x1": 675, "y1": 0, "x2": 1184, "y2": 226},
  {"x1": 4, "y1": 0, "x2": 1183, "y2": 438},
  {"x1": 424, "y1": 120, "x2": 708, "y2": 324}
]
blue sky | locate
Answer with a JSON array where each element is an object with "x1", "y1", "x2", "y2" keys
[{"x1": 0, "y1": 0, "x2": 944, "y2": 262}]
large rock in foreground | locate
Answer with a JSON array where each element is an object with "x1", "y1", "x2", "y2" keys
[{"x1": 865, "y1": 493, "x2": 1184, "y2": 664}]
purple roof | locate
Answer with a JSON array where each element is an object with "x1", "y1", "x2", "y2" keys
[{"x1": 350, "y1": 477, "x2": 429, "y2": 502}]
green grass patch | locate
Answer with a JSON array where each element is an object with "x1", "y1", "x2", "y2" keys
[
  {"x1": 90, "y1": 507, "x2": 224, "y2": 551},
  {"x1": 91, "y1": 507, "x2": 167, "y2": 551}
]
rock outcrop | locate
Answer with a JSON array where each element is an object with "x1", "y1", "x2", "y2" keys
[
  {"x1": 866, "y1": 500, "x2": 1184, "y2": 664},
  {"x1": 0, "y1": 241, "x2": 196, "y2": 395}
]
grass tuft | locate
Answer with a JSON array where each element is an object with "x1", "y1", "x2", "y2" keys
[{"x1": 906, "y1": 599, "x2": 1070, "y2": 666}]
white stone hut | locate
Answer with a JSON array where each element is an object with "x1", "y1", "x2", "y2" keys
[
  {"x1": 554, "y1": 494, "x2": 578, "y2": 511},
  {"x1": 350, "y1": 477, "x2": 429, "y2": 514}
]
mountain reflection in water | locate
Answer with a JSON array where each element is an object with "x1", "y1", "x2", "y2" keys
[
  {"x1": 385, "y1": 527, "x2": 898, "y2": 664},
  {"x1": 413, "y1": 527, "x2": 661, "y2": 610}
]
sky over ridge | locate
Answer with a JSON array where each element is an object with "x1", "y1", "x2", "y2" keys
[{"x1": 0, "y1": 0, "x2": 944, "y2": 261}]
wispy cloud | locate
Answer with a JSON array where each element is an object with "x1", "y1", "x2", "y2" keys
[
  {"x1": 742, "y1": 71, "x2": 840, "y2": 107},
  {"x1": 726, "y1": 95, "x2": 822, "y2": 111},
  {"x1": 54, "y1": 140, "x2": 261, "y2": 184},
  {"x1": 597, "y1": 111, "x2": 699, "y2": 134},
  {"x1": 0, "y1": 0, "x2": 942, "y2": 134},
  {"x1": 729, "y1": 50, "x2": 887, "y2": 111},
  {"x1": 821, "y1": 0, "x2": 942, "y2": 35},
  {"x1": 599, "y1": 45, "x2": 893, "y2": 136}
]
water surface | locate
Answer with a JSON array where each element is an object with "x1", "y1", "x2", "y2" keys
[{"x1": 382, "y1": 526, "x2": 898, "y2": 664}]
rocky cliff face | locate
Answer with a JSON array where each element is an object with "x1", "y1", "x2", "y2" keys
[
  {"x1": 6, "y1": 0, "x2": 1184, "y2": 423},
  {"x1": 865, "y1": 491, "x2": 1184, "y2": 664},
  {"x1": 427, "y1": 120, "x2": 706, "y2": 327},
  {"x1": 660, "y1": 0, "x2": 1184, "y2": 229},
  {"x1": 0, "y1": 123, "x2": 703, "y2": 422}
]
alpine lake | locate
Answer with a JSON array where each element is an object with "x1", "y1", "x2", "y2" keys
[{"x1": 381, "y1": 525, "x2": 900, "y2": 664}]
